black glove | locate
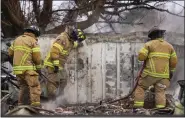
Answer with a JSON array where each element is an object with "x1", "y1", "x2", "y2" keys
[
  {"x1": 36, "y1": 69, "x2": 42, "y2": 75},
  {"x1": 54, "y1": 66, "x2": 59, "y2": 73}
]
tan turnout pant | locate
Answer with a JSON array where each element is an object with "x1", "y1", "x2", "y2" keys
[
  {"x1": 44, "y1": 67, "x2": 67, "y2": 100},
  {"x1": 134, "y1": 75, "x2": 170, "y2": 108},
  {"x1": 17, "y1": 70, "x2": 41, "y2": 107}
]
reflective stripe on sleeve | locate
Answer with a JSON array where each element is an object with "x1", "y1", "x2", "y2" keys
[
  {"x1": 171, "y1": 52, "x2": 177, "y2": 58},
  {"x1": 32, "y1": 47, "x2": 40, "y2": 52},
  {"x1": 53, "y1": 43, "x2": 64, "y2": 52},
  {"x1": 139, "y1": 47, "x2": 148, "y2": 56},
  {"x1": 36, "y1": 64, "x2": 42, "y2": 69},
  {"x1": 53, "y1": 60, "x2": 59, "y2": 65},
  {"x1": 170, "y1": 68, "x2": 176, "y2": 72}
]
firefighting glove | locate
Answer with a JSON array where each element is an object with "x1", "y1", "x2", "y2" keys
[{"x1": 54, "y1": 66, "x2": 59, "y2": 73}]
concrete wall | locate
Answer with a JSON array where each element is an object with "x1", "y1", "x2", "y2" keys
[{"x1": 1, "y1": 32, "x2": 184, "y2": 104}]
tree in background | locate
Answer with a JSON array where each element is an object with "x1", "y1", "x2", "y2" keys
[{"x1": 1, "y1": 0, "x2": 184, "y2": 38}]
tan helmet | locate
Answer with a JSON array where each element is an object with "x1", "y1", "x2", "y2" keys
[{"x1": 148, "y1": 26, "x2": 166, "y2": 39}]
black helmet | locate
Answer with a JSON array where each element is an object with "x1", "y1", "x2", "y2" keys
[
  {"x1": 24, "y1": 25, "x2": 40, "y2": 37},
  {"x1": 71, "y1": 29, "x2": 86, "y2": 42},
  {"x1": 148, "y1": 27, "x2": 166, "y2": 39}
]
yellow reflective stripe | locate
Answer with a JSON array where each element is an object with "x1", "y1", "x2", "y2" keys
[
  {"x1": 171, "y1": 52, "x2": 177, "y2": 58},
  {"x1": 44, "y1": 61, "x2": 54, "y2": 67},
  {"x1": 151, "y1": 58, "x2": 156, "y2": 72},
  {"x1": 13, "y1": 71, "x2": 23, "y2": 75},
  {"x1": 148, "y1": 52, "x2": 170, "y2": 58},
  {"x1": 80, "y1": 35, "x2": 85, "y2": 39},
  {"x1": 77, "y1": 29, "x2": 81, "y2": 32},
  {"x1": 164, "y1": 64, "x2": 169, "y2": 73},
  {"x1": 53, "y1": 43, "x2": 63, "y2": 52},
  {"x1": 78, "y1": 32, "x2": 83, "y2": 35},
  {"x1": 32, "y1": 47, "x2": 40, "y2": 52},
  {"x1": 20, "y1": 53, "x2": 29, "y2": 66},
  {"x1": 45, "y1": 53, "x2": 50, "y2": 62},
  {"x1": 14, "y1": 46, "x2": 32, "y2": 52},
  {"x1": 44, "y1": 61, "x2": 63, "y2": 70},
  {"x1": 139, "y1": 47, "x2": 148, "y2": 56},
  {"x1": 13, "y1": 66, "x2": 36, "y2": 71},
  {"x1": 156, "y1": 105, "x2": 165, "y2": 108},
  {"x1": 134, "y1": 101, "x2": 144, "y2": 104},
  {"x1": 14, "y1": 47, "x2": 31, "y2": 52},
  {"x1": 149, "y1": 58, "x2": 155, "y2": 72},
  {"x1": 62, "y1": 50, "x2": 68, "y2": 55},
  {"x1": 73, "y1": 41, "x2": 78, "y2": 48},
  {"x1": 53, "y1": 43, "x2": 68, "y2": 55},
  {"x1": 53, "y1": 60, "x2": 59, "y2": 65},
  {"x1": 170, "y1": 68, "x2": 176, "y2": 72},
  {"x1": 143, "y1": 69, "x2": 169, "y2": 78},
  {"x1": 44, "y1": 53, "x2": 54, "y2": 67},
  {"x1": 36, "y1": 64, "x2": 42, "y2": 69},
  {"x1": 134, "y1": 101, "x2": 144, "y2": 107},
  {"x1": 10, "y1": 45, "x2": 14, "y2": 50},
  {"x1": 31, "y1": 102, "x2": 40, "y2": 106}
]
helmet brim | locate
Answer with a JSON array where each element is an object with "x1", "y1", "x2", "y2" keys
[{"x1": 148, "y1": 29, "x2": 166, "y2": 38}]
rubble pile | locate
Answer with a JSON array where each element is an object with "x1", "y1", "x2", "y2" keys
[
  {"x1": 2, "y1": 89, "x2": 176, "y2": 116},
  {"x1": 5, "y1": 94, "x2": 175, "y2": 116}
]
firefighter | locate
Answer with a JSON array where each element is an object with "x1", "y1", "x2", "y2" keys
[
  {"x1": 8, "y1": 25, "x2": 42, "y2": 107},
  {"x1": 133, "y1": 27, "x2": 178, "y2": 110},
  {"x1": 43, "y1": 26, "x2": 86, "y2": 100}
]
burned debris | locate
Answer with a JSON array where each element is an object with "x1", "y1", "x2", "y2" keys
[{"x1": 1, "y1": 87, "x2": 178, "y2": 116}]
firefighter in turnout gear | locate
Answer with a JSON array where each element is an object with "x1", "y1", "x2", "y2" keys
[
  {"x1": 43, "y1": 26, "x2": 86, "y2": 100},
  {"x1": 8, "y1": 25, "x2": 42, "y2": 107},
  {"x1": 133, "y1": 27, "x2": 178, "y2": 109}
]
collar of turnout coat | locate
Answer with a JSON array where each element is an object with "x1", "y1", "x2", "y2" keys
[{"x1": 23, "y1": 32, "x2": 37, "y2": 40}]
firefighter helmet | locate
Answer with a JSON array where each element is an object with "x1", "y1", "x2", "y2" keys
[
  {"x1": 148, "y1": 27, "x2": 166, "y2": 39},
  {"x1": 71, "y1": 29, "x2": 86, "y2": 42},
  {"x1": 24, "y1": 25, "x2": 40, "y2": 37}
]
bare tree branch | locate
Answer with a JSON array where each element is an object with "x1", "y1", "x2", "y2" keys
[
  {"x1": 30, "y1": 0, "x2": 40, "y2": 23},
  {"x1": 2, "y1": 0, "x2": 184, "y2": 38},
  {"x1": 39, "y1": 0, "x2": 53, "y2": 30},
  {"x1": 144, "y1": 4, "x2": 185, "y2": 17},
  {"x1": 2, "y1": 0, "x2": 25, "y2": 28},
  {"x1": 170, "y1": 1, "x2": 185, "y2": 9},
  {"x1": 46, "y1": 0, "x2": 106, "y2": 33}
]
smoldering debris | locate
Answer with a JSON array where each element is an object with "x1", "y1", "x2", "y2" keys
[{"x1": 3, "y1": 93, "x2": 176, "y2": 116}]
